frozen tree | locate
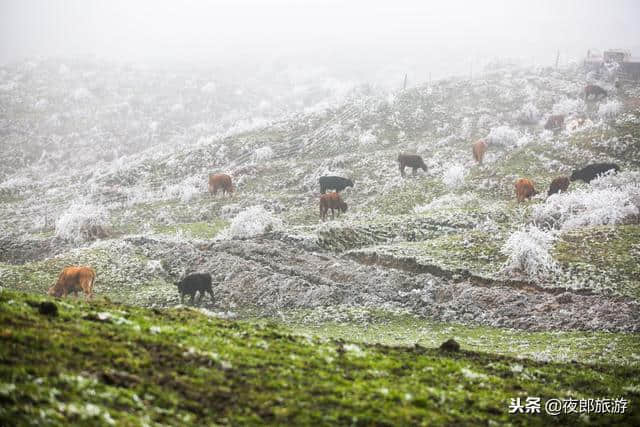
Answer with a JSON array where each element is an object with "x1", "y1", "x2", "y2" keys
[
  {"x1": 501, "y1": 225, "x2": 558, "y2": 278},
  {"x1": 226, "y1": 205, "x2": 282, "y2": 238},
  {"x1": 442, "y1": 164, "x2": 466, "y2": 189}
]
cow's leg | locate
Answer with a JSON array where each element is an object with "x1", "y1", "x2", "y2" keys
[
  {"x1": 207, "y1": 289, "x2": 214, "y2": 302},
  {"x1": 412, "y1": 167, "x2": 417, "y2": 176},
  {"x1": 399, "y1": 164, "x2": 405, "y2": 177},
  {"x1": 180, "y1": 293, "x2": 185, "y2": 304}
]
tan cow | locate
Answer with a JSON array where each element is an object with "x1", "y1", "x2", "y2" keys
[
  {"x1": 515, "y1": 178, "x2": 538, "y2": 202},
  {"x1": 319, "y1": 192, "x2": 348, "y2": 221},
  {"x1": 48, "y1": 266, "x2": 96, "y2": 300},
  {"x1": 472, "y1": 139, "x2": 488, "y2": 165},
  {"x1": 208, "y1": 173, "x2": 234, "y2": 196}
]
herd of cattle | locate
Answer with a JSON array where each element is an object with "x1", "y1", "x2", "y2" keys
[{"x1": 44, "y1": 84, "x2": 622, "y2": 303}]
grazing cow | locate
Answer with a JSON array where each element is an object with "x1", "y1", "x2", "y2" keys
[
  {"x1": 208, "y1": 173, "x2": 234, "y2": 196},
  {"x1": 570, "y1": 163, "x2": 620, "y2": 183},
  {"x1": 319, "y1": 192, "x2": 348, "y2": 220},
  {"x1": 398, "y1": 153, "x2": 427, "y2": 177},
  {"x1": 544, "y1": 114, "x2": 565, "y2": 131},
  {"x1": 547, "y1": 176, "x2": 570, "y2": 196},
  {"x1": 319, "y1": 176, "x2": 354, "y2": 194},
  {"x1": 472, "y1": 139, "x2": 488, "y2": 165},
  {"x1": 175, "y1": 272, "x2": 214, "y2": 305},
  {"x1": 515, "y1": 178, "x2": 538, "y2": 202},
  {"x1": 584, "y1": 84, "x2": 607, "y2": 100},
  {"x1": 48, "y1": 266, "x2": 96, "y2": 300}
]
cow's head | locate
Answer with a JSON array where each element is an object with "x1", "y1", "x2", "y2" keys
[
  {"x1": 340, "y1": 201, "x2": 348, "y2": 213},
  {"x1": 48, "y1": 285, "x2": 61, "y2": 297}
]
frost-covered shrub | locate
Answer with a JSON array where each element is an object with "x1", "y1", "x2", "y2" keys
[
  {"x1": 552, "y1": 98, "x2": 585, "y2": 116},
  {"x1": 226, "y1": 205, "x2": 282, "y2": 238},
  {"x1": 201, "y1": 82, "x2": 216, "y2": 93},
  {"x1": 170, "y1": 103, "x2": 184, "y2": 114},
  {"x1": 414, "y1": 193, "x2": 476, "y2": 212},
  {"x1": 358, "y1": 130, "x2": 377, "y2": 146},
  {"x1": 597, "y1": 100, "x2": 622, "y2": 119},
  {"x1": 55, "y1": 202, "x2": 110, "y2": 242},
  {"x1": 72, "y1": 88, "x2": 92, "y2": 101},
  {"x1": 442, "y1": 163, "x2": 466, "y2": 189},
  {"x1": 0, "y1": 176, "x2": 33, "y2": 191},
  {"x1": 501, "y1": 225, "x2": 557, "y2": 278},
  {"x1": 487, "y1": 125, "x2": 519, "y2": 146},
  {"x1": 254, "y1": 146, "x2": 274, "y2": 162},
  {"x1": 532, "y1": 186, "x2": 638, "y2": 230},
  {"x1": 34, "y1": 99, "x2": 49, "y2": 110},
  {"x1": 165, "y1": 176, "x2": 202, "y2": 203},
  {"x1": 517, "y1": 102, "x2": 540, "y2": 124}
]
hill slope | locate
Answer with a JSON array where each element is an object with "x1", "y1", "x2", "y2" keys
[{"x1": 1, "y1": 290, "x2": 638, "y2": 425}]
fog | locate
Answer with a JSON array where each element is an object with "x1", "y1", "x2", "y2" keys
[{"x1": 1, "y1": 0, "x2": 639, "y2": 83}]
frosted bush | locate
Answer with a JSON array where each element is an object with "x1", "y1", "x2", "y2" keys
[
  {"x1": 552, "y1": 98, "x2": 585, "y2": 116},
  {"x1": 55, "y1": 202, "x2": 110, "y2": 243},
  {"x1": 597, "y1": 100, "x2": 622, "y2": 119},
  {"x1": 226, "y1": 205, "x2": 282, "y2": 239},
  {"x1": 590, "y1": 170, "x2": 640, "y2": 191},
  {"x1": 0, "y1": 176, "x2": 33, "y2": 191},
  {"x1": 441, "y1": 164, "x2": 466, "y2": 189},
  {"x1": 165, "y1": 176, "x2": 202, "y2": 203},
  {"x1": 501, "y1": 225, "x2": 558, "y2": 278},
  {"x1": 487, "y1": 126, "x2": 519, "y2": 146},
  {"x1": 254, "y1": 146, "x2": 274, "y2": 162},
  {"x1": 358, "y1": 130, "x2": 377, "y2": 146},
  {"x1": 517, "y1": 102, "x2": 540, "y2": 124},
  {"x1": 532, "y1": 187, "x2": 638, "y2": 231},
  {"x1": 72, "y1": 88, "x2": 92, "y2": 101},
  {"x1": 34, "y1": 99, "x2": 49, "y2": 110},
  {"x1": 0, "y1": 81, "x2": 18, "y2": 92},
  {"x1": 201, "y1": 82, "x2": 216, "y2": 93},
  {"x1": 516, "y1": 133, "x2": 533, "y2": 147},
  {"x1": 170, "y1": 103, "x2": 184, "y2": 113}
]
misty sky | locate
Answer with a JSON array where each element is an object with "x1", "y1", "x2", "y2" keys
[{"x1": 1, "y1": 0, "x2": 639, "y2": 80}]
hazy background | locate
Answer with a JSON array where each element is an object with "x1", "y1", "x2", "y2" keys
[{"x1": 1, "y1": 0, "x2": 640, "y2": 84}]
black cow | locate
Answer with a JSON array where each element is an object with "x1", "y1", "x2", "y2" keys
[
  {"x1": 584, "y1": 84, "x2": 607, "y2": 100},
  {"x1": 547, "y1": 176, "x2": 570, "y2": 196},
  {"x1": 319, "y1": 176, "x2": 354, "y2": 194},
  {"x1": 175, "y1": 272, "x2": 214, "y2": 304},
  {"x1": 398, "y1": 153, "x2": 427, "y2": 177},
  {"x1": 570, "y1": 163, "x2": 620, "y2": 183}
]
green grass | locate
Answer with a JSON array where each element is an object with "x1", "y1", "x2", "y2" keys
[
  {"x1": 153, "y1": 219, "x2": 229, "y2": 239},
  {"x1": 283, "y1": 314, "x2": 640, "y2": 366},
  {"x1": 1, "y1": 290, "x2": 639, "y2": 425},
  {"x1": 554, "y1": 225, "x2": 640, "y2": 301}
]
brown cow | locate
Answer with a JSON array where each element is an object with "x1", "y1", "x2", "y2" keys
[
  {"x1": 472, "y1": 139, "x2": 488, "y2": 165},
  {"x1": 48, "y1": 266, "x2": 96, "y2": 300},
  {"x1": 584, "y1": 84, "x2": 607, "y2": 100},
  {"x1": 547, "y1": 176, "x2": 570, "y2": 196},
  {"x1": 208, "y1": 173, "x2": 234, "y2": 196},
  {"x1": 319, "y1": 192, "x2": 348, "y2": 220},
  {"x1": 544, "y1": 114, "x2": 565, "y2": 130},
  {"x1": 515, "y1": 178, "x2": 538, "y2": 202},
  {"x1": 398, "y1": 153, "x2": 427, "y2": 177}
]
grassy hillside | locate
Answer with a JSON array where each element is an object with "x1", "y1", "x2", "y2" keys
[
  {"x1": 1, "y1": 290, "x2": 638, "y2": 426},
  {"x1": 1, "y1": 60, "x2": 640, "y2": 424}
]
